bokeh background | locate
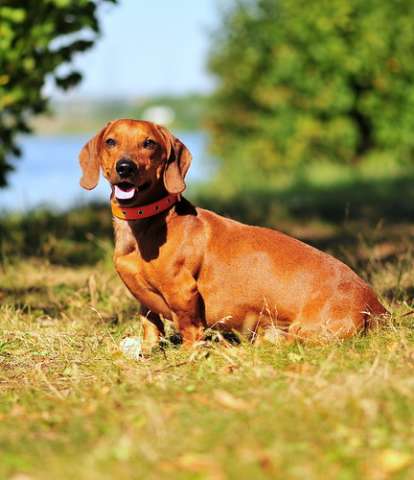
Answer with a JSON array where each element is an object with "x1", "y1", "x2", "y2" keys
[
  {"x1": 1, "y1": 0, "x2": 413, "y2": 271},
  {"x1": 1, "y1": 0, "x2": 413, "y2": 280},
  {"x1": 0, "y1": 0, "x2": 219, "y2": 209}
]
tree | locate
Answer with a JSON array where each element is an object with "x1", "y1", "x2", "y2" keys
[
  {"x1": 0, "y1": 0, "x2": 117, "y2": 187},
  {"x1": 208, "y1": 0, "x2": 414, "y2": 182}
]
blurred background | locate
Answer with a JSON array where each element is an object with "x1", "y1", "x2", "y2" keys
[
  {"x1": 1, "y1": 0, "x2": 414, "y2": 268},
  {"x1": 0, "y1": 0, "x2": 219, "y2": 209}
]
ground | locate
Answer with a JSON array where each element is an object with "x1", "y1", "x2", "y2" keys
[{"x1": 1, "y1": 219, "x2": 413, "y2": 479}]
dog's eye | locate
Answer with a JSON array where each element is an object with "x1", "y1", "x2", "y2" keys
[
  {"x1": 105, "y1": 138, "x2": 117, "y2": 147},
  {"x1": 143, "y1": 138, "x2": 157, "y2": 149}
]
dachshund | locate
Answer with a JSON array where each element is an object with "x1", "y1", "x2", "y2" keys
[{"x1": 79, "y1": 119, "x2": 386, "y2": 351}]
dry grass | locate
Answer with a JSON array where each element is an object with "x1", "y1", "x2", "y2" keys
[{"x1": 1, "y1": 232, "x2": 414, "y2": 479}]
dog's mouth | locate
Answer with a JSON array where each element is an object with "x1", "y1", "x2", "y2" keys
[{"x1": 113, "y1": 181, "x2": 151, "y2": 203}]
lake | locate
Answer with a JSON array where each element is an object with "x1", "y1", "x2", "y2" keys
[{"x1": 0, "y1": 131, "x2": 213, "y2": 212}]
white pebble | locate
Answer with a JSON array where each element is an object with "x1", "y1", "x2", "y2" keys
[{"x1": 119, "y1": 337, "x2": 142, "y2": 360}]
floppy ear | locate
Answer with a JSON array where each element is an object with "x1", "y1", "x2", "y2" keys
[
  {"x1": 157, "y1": 126, "x2": 192, "y2": 194},
  {"x1": 79, "y1": 122, "x2": 113, "y2": 190}
]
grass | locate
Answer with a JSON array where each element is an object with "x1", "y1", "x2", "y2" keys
[
  {"x1": 1, "y1": 215, "x2": 414, "y2": 479},
  {"x1": 1, "y1": 158, "x2": 414, "y2": 479}
]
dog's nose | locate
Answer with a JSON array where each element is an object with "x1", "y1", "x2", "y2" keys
[{"x1": 116, "y1": 159, "x2": 137, "y2": 178}]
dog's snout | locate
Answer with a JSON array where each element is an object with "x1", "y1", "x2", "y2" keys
[{"x1": 116, "y1": 159, "x2": 137, "y2": 178}]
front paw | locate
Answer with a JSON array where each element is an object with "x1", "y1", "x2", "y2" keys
[{"x1": 180, "y1": 324, "x2": 204, "y2": 347}]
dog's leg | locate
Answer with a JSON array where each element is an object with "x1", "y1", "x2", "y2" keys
[
  {"x1": 164, "y1": 271, "x2": 204, "y2": 347},
  {"x1": 171, "y1": 307, "x2": 204, "y2": 347},
  {"x1": 178, "y1": 321, "x2": 204, "y2": 346},
  {"x1": 140, "y1": 307, "x2": 165, "y2": 354}
]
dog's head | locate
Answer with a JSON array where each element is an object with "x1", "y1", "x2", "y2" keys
[{"x1": 79, "y1": 119, "x2": 192, "y2": 205}]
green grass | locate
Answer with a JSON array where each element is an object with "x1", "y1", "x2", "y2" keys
[
  {"x1": 1, "y1": 161, "x2": 414, "y2": 479},
  {"x1": 1, "y1": 226, "x2": 414, "y2": 479}
]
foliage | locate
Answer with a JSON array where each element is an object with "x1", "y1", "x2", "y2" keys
[
  {"x1": 208, "y1": 0, "x2": 414, "y2": 184},
  {"x1": 0, "y1": 0, "x2": 117, "y2": 187}
]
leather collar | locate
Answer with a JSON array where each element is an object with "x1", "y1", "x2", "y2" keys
[{"x1": 111, "y1": 193, "x2": 180, "y2": 220}]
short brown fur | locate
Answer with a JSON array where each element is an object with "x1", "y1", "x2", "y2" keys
[{"x1": 79, "y1": 119, "x2": 386, "y2": 351}]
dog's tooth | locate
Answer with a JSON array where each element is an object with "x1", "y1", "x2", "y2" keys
[{"x1": 115, "y1": 185, "x2": 135, "y2": 200}]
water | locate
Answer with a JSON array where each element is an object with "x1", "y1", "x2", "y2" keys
[{"x1": 0, "y1": 131, "x2": 213, "y2": 212}]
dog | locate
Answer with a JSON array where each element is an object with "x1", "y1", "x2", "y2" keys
[{"x1": 79, "y1": 119, "x2": 386, "y2": 351}]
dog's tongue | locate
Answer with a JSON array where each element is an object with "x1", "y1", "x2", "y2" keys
[{"x1": 114, "y1": 185, "x2": 135, "y2": 200}]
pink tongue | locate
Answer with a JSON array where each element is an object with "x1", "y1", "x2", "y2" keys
[{"x1": 115, "y1": 185, "x2": 135, "y2": 200}]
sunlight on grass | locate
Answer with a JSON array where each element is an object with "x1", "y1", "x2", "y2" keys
[{"x1": 0, "y1": 245, "x2": 413, "y2": 479}]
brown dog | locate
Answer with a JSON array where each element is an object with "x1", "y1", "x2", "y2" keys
[{"x1": 79, "y1": 119, "x2": 386, "y2": 350}]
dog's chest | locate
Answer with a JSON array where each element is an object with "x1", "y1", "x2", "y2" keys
[{"x1": 113, "y1": 220, "x2": 172, "y2": 315}]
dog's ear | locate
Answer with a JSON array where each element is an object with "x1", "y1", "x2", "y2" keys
[
  {"x1": 79, "y1": 122, "x2": 113, "y2": 190},
  {"x1": 157, "y1": 125, "x2": 192, "y2": 194}
]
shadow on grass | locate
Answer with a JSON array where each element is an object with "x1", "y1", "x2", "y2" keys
[
  {"x1": 1, "y1": 173, "x2": 412, "y2": 266},
  {"x1": 0, "y1": 202, "x2": 113, "y2": 266},
  {"x1": 0, "y1": 285, "x2": 61, "y2": 317}
]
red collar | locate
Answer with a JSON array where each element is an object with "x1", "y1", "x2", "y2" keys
[{"x1": 111, "y1": 193, "x2": 180, "y2": 220}]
